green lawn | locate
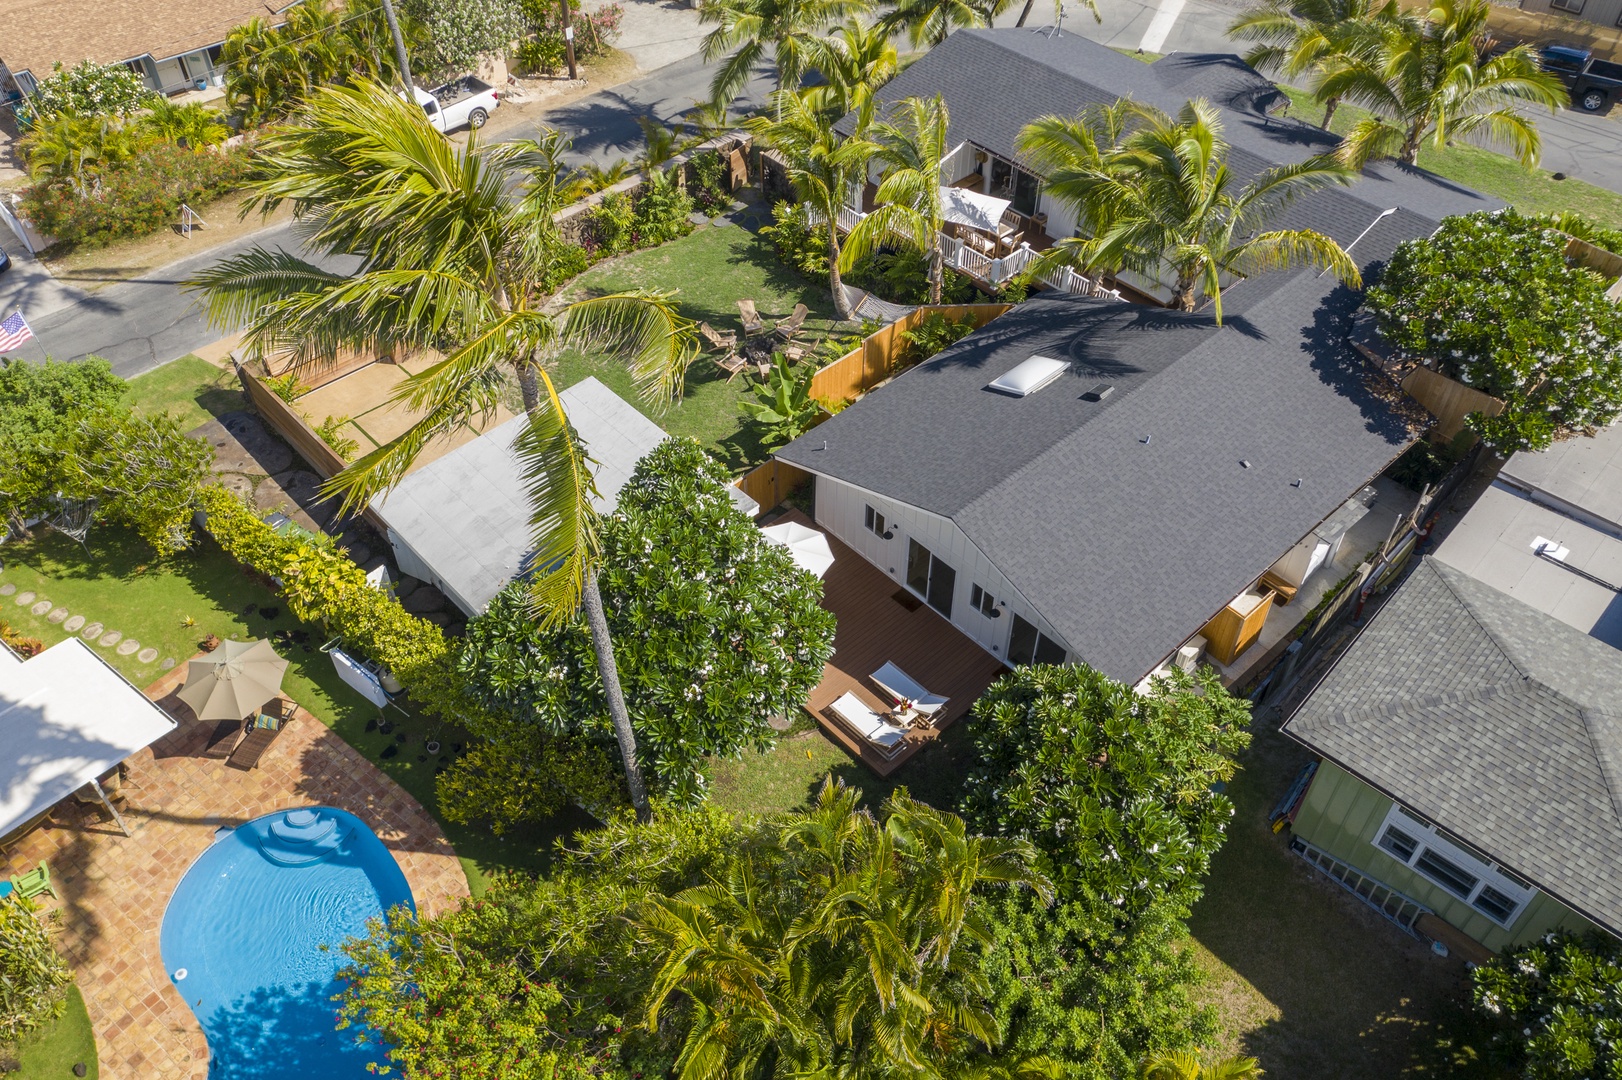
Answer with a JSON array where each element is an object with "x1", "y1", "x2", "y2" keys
[
  {"x1": 0, "y1": 528, "x2": 584, "y2": 892},
  {"x1": 11, "y1": 984, "x2": 97, "y2": 1079},
  {"x1": 121, "y1": 355, "x2": 243, "y2": 432},
  {"x1": 552, "y1": 223, "x2": 846, "y2": 472},
  {"x1": 1281, "y1": 88, "x2": 1622, "y2": 230}
]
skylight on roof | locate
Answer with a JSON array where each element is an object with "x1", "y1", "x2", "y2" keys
[{"x1": 987, "y1": 355, "x2": 1069, "y2": 397}]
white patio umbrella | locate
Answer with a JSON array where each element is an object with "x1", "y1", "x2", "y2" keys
[
  {"x1": 760, "y1": 522, "x2": 836, "y2": 578},
  {"x1": 177, "y1": 639, "x2": 289, "y2": 721},
  {"x1": 940, "y1": 185, "x2": 1012, "y2": 234}
]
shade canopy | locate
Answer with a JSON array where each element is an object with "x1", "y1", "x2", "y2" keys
[
  {"x1": 177, "y1": 639, "x2": 289, "y2": 721},
  {"x1": 940, "y1": 186, "x2": 1011, "y2": 234},
  {"x1": 760, "y1": 521, "x2": 836, "y2": 578},
  {"x1": 0, "y1": 639, "x2": 176, "y2": 840}
]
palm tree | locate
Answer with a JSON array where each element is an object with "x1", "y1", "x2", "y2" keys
[
  {"x1": 221, "y1": 17, "x2": 306, "y2": 125},
  {"x1": 142, "y1": 100, "x2": 230, "y2": 149},
  {"x1": 282, "y1": 1, "x2": 359, "y2": 89},
  {"x1": 638, "y1": 781, "x2": 1056, "y2": 1077},
  {"x1": 749, "y1": 94, "x2": 876, "y2": 319},
  {"x1": 800, "y1": 18, "x2": 897, "y2": 120},
  {"x1": 881, "y1": 0, "x2": 991, "y2": 49},
  {"x1": 1142, "y1": 1050, "x2": 1264, "y2": 1080},
  {"x1": 1018, "y1": 97, "x2": 1361, "y2": 320},
  {"x1": 1318, "y1": 0, "x2": 1565, "y2": 167},
  {"x1": 696, "y1": 0, "x2": 871, "y2": 110},
  {"x1": 189, "y1": 82, "x2": 695, "y2": 820},
  {"x1": 1226, "y1": 0, "x2": 1399, "y2": 130},
  {"x1": 839, "y1": 95, "x2": 953, "y2": 304}
]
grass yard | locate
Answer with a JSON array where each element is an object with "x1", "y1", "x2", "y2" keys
[
  {"x1": 121, "y1": 354, "x2": 243, "y2": 432},
  {"x1": 551, "y1": 223, "x2": 846, "y2": 472},
  {"x1": 0, "y1": 528, "x2": 583, "y2": 893},
  {"x1": 1281, "y1": 88, "x2": 1622, "y2": 230},
  {"x1": 9, "y1": 985, "x2": 98, "y2": 1079}
]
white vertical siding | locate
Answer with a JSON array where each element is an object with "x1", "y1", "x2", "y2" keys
[
  {"x1": 1036, "y1": 187, "x2": 1078, "y2": 241},
  {"x1": 939, "y1": 142, "x2": 979, "y2": 186},
  {"x1": 813, "y1": 475, "x2": 1075, "y2": 664}
]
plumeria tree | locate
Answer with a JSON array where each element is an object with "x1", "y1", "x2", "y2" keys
[
  {"x1": 961, "y1": 663, "x2": 1252, "y2": 1078},
  {"x1": 1365, "y1": 208, "x2": 1622, "y2": 453},
  {"x1": 450, "y1": 438, "x2": 836, "y2": 812},
  {"x1": 26, "y1": 59, "x2": 156, "y2": 119},
  {"x1": 1473, "y1": 930, "x2": 1622, "y2": 1080}
]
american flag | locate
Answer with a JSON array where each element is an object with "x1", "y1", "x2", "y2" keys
[{"x1": 0, "y1": 311, "x2": 32, "y2": 353}]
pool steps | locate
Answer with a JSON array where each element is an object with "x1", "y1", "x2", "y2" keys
[{"x1": 258, "y1": 808, "x2": 352, "y2": 867}]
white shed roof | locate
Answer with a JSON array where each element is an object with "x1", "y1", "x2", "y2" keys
[
  {"x1": 0, "y1": 638, "x2": 177, "y2": 839},
  {"x1": 370, "y1": 377, "x2": 668, "y2": 617}
]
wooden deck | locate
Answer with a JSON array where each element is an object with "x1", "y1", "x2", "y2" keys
[{"x1": 781, "y1": 510, "x2": 1007, "y2": 776}]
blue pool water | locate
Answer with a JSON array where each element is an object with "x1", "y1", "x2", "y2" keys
[{"x1": 160, "y1": 807, "x2": 415, "y2": 1079}]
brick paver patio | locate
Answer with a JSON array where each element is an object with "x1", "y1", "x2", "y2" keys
[{"x1": 0, "y1": 662, "x2": 469, "y2": 1080}]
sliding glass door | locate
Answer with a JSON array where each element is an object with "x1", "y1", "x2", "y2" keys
[{"x1": 906, "y1": 539, "x2": 956, "y2": 619}]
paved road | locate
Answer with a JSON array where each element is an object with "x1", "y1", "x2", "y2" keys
[{"x1": 0, "y1": 54, "x2": 773, "y2": 377}]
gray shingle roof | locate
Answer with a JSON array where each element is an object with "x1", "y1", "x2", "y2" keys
[
  {"x1": 1283, "y1": 557, "x2": 1622, "y2": 936},
  {"x1": 789, "y1": 28, "x2": 1505, "y2": 681}
]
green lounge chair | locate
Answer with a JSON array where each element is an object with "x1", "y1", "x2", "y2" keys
[{"x1": 12, "y1": 861, "x2": 57, "y2": 900}]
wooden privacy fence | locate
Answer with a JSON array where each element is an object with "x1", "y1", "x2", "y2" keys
[
  {"x1": 735, "y1": 459, "x2": 813, "y2": 511},
  {"x1": 809, "y1": 303, "x2": 1012, "y2": 405},
  {"x1": 1569, "y1": 236, "x2": 1622, "y2": 281},
  {"x1": 1400, "y1": 366, "x2": 1505, "y2": 443},
  {"x1": 235, "y1": 361, "x2": 348, "y2": 480}
]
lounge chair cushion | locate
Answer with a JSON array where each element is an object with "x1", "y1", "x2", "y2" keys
[
  {"x1": 829, "y1": 692, "x2": 907, "y2": 748},
  {"x1": 868, "y1": 662, "x2": 948, "y2": 714}
]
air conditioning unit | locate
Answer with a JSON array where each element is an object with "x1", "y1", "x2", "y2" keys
[{"x1": 1173, "y1": 635, "x2": 1208, "y2": 674}]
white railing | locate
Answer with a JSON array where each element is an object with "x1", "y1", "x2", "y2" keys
[{"x1": 837, "y1": 203, "x2": 1123, "y2": 302}]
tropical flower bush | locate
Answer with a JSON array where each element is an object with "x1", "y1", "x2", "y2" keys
[
  {"x1": 1473, "y1": 930, "x2": 1622, "y2": 1079},
  {"x1": 1366, "y1": 208, "x2": 1622, "y2": 454},
  {"x1": 449, "y1": 438, "x2": 836, "y2": 815},
  {"x1": 0, "y1": 896, "x2": 72, "y2": 1047},
  {"x1": 25, "y1": 59, "x2": 157, "y2": 119}
]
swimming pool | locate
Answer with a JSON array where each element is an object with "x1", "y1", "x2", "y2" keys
[{"x1": 161, "y1": 807, "x2": 414, "y2": 1079}]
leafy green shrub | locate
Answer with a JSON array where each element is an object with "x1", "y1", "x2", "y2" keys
[
  {"x1": 741, "y1": 351, "x2": 820, "y2": 449},
  {"x1": 961, "y1": 663, "x2": 1251, "y2": 1076},
  {"x1": 515, "y1": 32, "x2": 567, "y2": 75},
  {"x1": 1473, "y1": 930, "x2": 1622, "y2": 1079},
  {"x1": 400, "y1": 0, "x2": 528, "y2": 79},
  {"x1": 0, "y1": 896, "x2": 72, "y2": 1047},
  {"x1": 687, "y1": 149, "x2": 731, "y2": 216},
  {"x1": 22, "y1": 143, "x2": 251, "y2": 249},
  {"x1": 630, "y1": 169, "x2": 693, "y2": 246},
  {"x1": 847, "y1": 249, "x2": 977, "y2": 305},
  {"x1": 1366, "y1": 208, "x2": 1622, "y2": 454},
  {"x1": 761, "y1": 200, "x2": 829, "y2": 278},
  {"x1": 25, "y1": 59, "x2": 157, "y2": 120},
  {"x1": 900, "y1": 310, "x2": 976, "y2": 363},
  {"x1": 263, "y1": 372, "x2": 308, "y2": 403},
  {"x1": 314, "y1": 415, "x2": 359, "y2": 459},
  {"x1": 452, "y1": 438, "x2": 836, "y2": 810},
  {"x1": 1542, "y1": 210, "x2": 1622, "y2": 259},
  {"x1": 61, "y1": 411, "x2": 214, "y2": 551},
  {"x1": 539, "y1": 240, "x2": 590, "y2": 291},
  {"x1": 0, "y1": 618, "x2": 46, "y2": 658},
  {"x1": 521, "y1": 0, "x2": 623, "y2": 59},
  {"x1": 585, "y1": 190, "x2": 636, "y2": 255}
]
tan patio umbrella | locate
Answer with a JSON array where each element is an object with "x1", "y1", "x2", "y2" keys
[{"x1": 176, "y1": 639, "x2": 290, "y2": 721}]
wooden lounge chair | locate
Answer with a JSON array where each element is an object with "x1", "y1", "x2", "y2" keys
[
  {"x1": 203, "y1": 716, "x2": 249, "y2": 759},
  {"x1": 226, "y1": 712, "x2": 292, "y2": 771},
  {"x1": 699, "y1": 322, "x2": 737, "y2": 351},
  {"x1": 713, "y1": 350, "x2": 750, "y2": 382},
  {"x1": 737, "y1": 299, "x2": 766, "y2": 337},
  {"x1": 773, "y1": 303, "x2": 810, "y2": 341},
  {"x1": 827, "y1": 692, "x2": 908, "y2": 755},
  {"x1": 11, "y1": 860, "x2": 57, "y2": 901}
]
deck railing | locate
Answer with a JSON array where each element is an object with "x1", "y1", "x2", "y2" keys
[{"x1": 837, "y1": 203, "x2": 1123, "y2": 302}]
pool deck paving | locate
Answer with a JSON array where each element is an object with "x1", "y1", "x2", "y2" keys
[{"x1": 0, "y1": 660, "x2": 470, "y2": 1080}]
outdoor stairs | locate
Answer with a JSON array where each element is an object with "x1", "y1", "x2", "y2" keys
[{"x1": 1289, "y1": 836, "x2": 1430, "y2": 937}]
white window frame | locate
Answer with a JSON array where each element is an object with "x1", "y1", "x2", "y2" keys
[{"x1": 1371, "y1": 804, "x2": 1534, "y2": 928}]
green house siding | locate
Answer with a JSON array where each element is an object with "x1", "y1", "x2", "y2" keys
[{"x1": 1293, "y1": 761, "x2": 1599, "y2": 952}]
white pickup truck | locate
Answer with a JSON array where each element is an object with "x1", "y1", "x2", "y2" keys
[{"x1": 409, "y1": 76, "x2": 500, "y2": 133}]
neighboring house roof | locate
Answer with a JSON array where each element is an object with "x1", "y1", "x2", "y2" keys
[
  {"x1": 789, "y1": 28, "x2": 1502, "y2": 682},
  {"x1": 0, "y1": 0, "x2": 284, "y2": 79},
  {"x1": 370, "y1": 377, "x2": 667, "y2": 617},
  {"x1": 835, "y1": 29, "x2": 1500, "y2": 227},
  {"x1": 1282, "y1": 556, "x2": 1622, "y2": 938},
  {"x1": 0, "y1": 638, "x2": 177, "y2": 839},
  {"x1": 1497, "y1": 420, "x2": 1622, "y2": 532}
]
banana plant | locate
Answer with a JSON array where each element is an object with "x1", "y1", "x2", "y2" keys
[{"x1": 740, "y1": 352, "x2": 820, "y2": 449}]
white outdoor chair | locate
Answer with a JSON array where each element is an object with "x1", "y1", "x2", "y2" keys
[
  {"x1": 869, "y1": 662, "x2": 948, "y2": 716},
  {"x1": 828, "y1": 692, "x2": 908, "y2": 752}
]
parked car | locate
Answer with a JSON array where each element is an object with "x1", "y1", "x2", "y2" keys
[
  {"x1": 0, "y1": 246, "x2": 10, "y2": 275},
  {"x1": 407, "y1": 76, "x2": 500, "y2": 133},
  {"x1": 1539, "y1": 44, "x2": 1622, "y2": 111}
]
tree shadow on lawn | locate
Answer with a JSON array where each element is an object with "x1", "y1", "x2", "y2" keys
[
  {"x1": 813, "y1": 721, "x2": 978, "y2": 815},
  {"x1": 1188, "y1": 707, "x2": 1499, "y2": 1078}
]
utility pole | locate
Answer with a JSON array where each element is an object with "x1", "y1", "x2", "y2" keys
[
  {"x1": 560, "y1": 0, "x2": 578, "y2": 80},
  {"x1": 377, "y1": 0, "x2": 414, "y2": 89}
]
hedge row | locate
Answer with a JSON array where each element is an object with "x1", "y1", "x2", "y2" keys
[
  {"x1": 22, "y1": 143, "x2": 250, "y2": 249},
  {"x1": 196, "y1": 485, "x2": 466, "y2": 719}
]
